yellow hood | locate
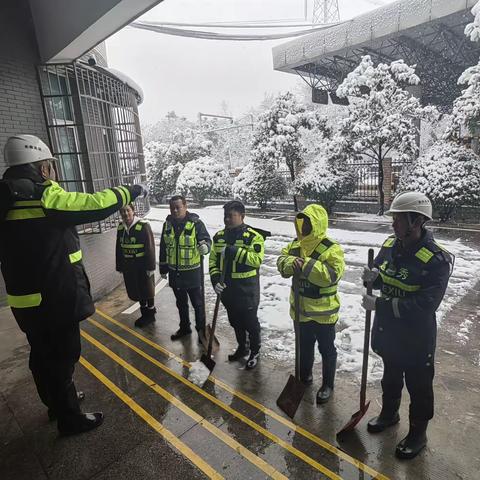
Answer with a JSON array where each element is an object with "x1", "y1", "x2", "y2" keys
[{"x1": 295, "y1": 204, "x2": 329, "y2": 257}]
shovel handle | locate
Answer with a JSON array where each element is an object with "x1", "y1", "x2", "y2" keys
[
  {"x1": 360, "y1": 248, "x2": 375, "y2": 409},
  {"x1": 207, "y1": 257, "x2": 227, "y2": 357}
]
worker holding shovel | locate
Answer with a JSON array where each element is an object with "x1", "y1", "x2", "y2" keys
[
  {"x1": 209, "y1": 200, "x2": 268, "y2": 370},
  {"x1": 277, "y1": 204, "x2": 345, "y2": 405},
  {"x1": 362, "y1": 192, "x2": 453, "y2": 459}
]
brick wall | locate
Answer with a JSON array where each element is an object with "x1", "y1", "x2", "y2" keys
[{"x1": 0, "y1": 0, "x2": 48, "y2": 173}]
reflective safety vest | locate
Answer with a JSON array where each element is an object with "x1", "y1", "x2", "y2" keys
[
  {"x1": 277, "y1": 237, "x2": 345, "y2": 324},
  {"x1": 117, "y1": 221, "x2": 148, "y2": 259},
  {"x1": 210, "y1": 227, "x2": 264, "y2": 281},
  {"x1": 162, "y1": 219, "x2": 201, "y2": 271}
]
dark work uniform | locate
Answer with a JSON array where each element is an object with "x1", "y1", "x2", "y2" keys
[
  {"x1": 159, "y1": 212, "x2": 211, "y2": 332},
  {"x1": 0, "y1": 164, "x2": 139, "y2": 428},
  {"x1": 116, "y1": 218, "x2": 156, "y2": 307},
  {"x1": 210, "y1": 224, "x2": 266, "y2": 354},
  {"x1": 372, "y1": 230, "x2": 453, "y2": 421}
]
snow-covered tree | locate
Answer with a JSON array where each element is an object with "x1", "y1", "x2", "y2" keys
[
  {"x1": 232, "y1": 161, "x2": 287, "y2": 209},
  {"x1": 465, "y1": 1, "x2": 480, "y2": 42},
  {"x1": 176, "y1": 156, "x2": 232, "y2": 206},
  {"x1": 296, "y1": 137, "x2": 356, "y2": 214},
  {"x1": 336, "y1": 55, "x2": 437, "y2": 214},
  {"x1": 250, "y1": 92, "x2": 328, "y2": 210},
  {"x1": 399, "y1": 142, "x2": 480, "y2": 222}
]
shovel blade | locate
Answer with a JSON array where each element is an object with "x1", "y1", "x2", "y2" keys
[
  {"x1": 200, "y1": 353, "x2": 216, "y2": 372},
  {"x1": 337, "y1": 400, "x2": 371, "y2": 436},
  {"x1": 276, "y1": 375, "x2": 307, "y2": 419}
]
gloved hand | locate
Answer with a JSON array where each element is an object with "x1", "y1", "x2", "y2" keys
[
  {"x1": 146, "y1": 270, "x2": 155, "y2": 278},
  {"x1": 293, "y1": 257, "x2": 304, "y2": 274},
  {"x1": 362, "y1": 267, "x2": 379, "y2": 284},
  {"x1": 362, "y1": 294, "x2": 378, "y2": 311},
  {"x1": 198, "y1": 242, "x2": 209, "y2": 256},
  {"x1": 131, "y1": 183, "x2": 149, "y2": 199},
  {"x1": 160, "y1": 273, "x2": 168, "y2": 280},
  {"x1": 214, "y1": 283, "x2": 226, "y2": 295}
]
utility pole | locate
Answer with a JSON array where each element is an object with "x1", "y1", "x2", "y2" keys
[{"x1": 312, "y1": 0, "x2": 340, "y2": 24}]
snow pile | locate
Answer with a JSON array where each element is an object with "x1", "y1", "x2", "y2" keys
[
  {"x1": 400, "y1": 142, "x2": 480, "y2": 221},
  {"x1": 465, "y1": 1, "x2": 480, "y2": 42},
  {"x1": 176, "y1": 156, "x2": 232, "y2": 205},
  {"x1": 147, "y1": 206, "x2": 480, "y2": 382},
  {"x1": 188, "y1": 360, "x2": 211, "y2": 387}
]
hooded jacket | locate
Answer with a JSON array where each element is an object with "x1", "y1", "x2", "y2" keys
[
  {"x1": 277, "y1": 204, "x2": 345, "y2": 324},
  {"x1": 0, "y1": 164, "x2": 140, "y2": 327}
]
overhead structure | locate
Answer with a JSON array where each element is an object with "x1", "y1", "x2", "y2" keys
[{"x1": 273, "y1": 0, "x2": 480, "y2": 111}]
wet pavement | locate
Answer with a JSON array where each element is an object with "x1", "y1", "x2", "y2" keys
[{"x1": 1, "y1": 219, "x2": 480, "y2": 480}]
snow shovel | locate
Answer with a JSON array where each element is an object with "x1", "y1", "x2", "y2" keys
[
  {"x1": 200, "y1": 263, "x2": 226, "y2": 372},
  {"x1": 337, "y1": 248, "x2": 375, "y2": 435},
  {"x1": 276, "y1": 273, "x2": 307, "y2": 419},
  {"x1": 199, "y1": 256, "x2": 220, "y2": 353}
]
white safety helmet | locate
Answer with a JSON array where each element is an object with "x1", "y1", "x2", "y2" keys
[
  {"x1": 386, "y1": 191, "x2": 433, "y2": 220},
  {"x1": 4, "y1": 134, "x2": 56, "y2": 167}
]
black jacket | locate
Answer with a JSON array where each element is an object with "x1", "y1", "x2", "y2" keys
[
  {"x1": 371, "y1": 230, "x2": 453, "y2": 366},
  {"x1": 159, "y1": 212, "x2": 211, "y2": 290},
  {"x1": 0, "y1": 165, "x2": 139, "y2": 327}
]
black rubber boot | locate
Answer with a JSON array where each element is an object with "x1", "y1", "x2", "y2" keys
[
  {"x1": 228, "y1": 345, "x2": 249, "y2": 362},
  {"x1": 48, "y1": 391, "x2": 85, "y2": 422},
  {"x1": 316, "y1": 354, "x2": 336, "y2": 404},
  {"x1": 367, "y1": 398, "x2": 401, "y2": 433},
  {"x1": 135, "y1": 307, "x2": 156, "y2": 328},
  {"x1": 171, "y1": 327, "x2": 192, "y2": 341},
  {"x1": 245, "y1": 352, "x2": 259, "y2": 370},
  {"x1": 395, "y1": 419, "x2": 428, "y2": 459},
  {"x1": 58, "y1": 412, "x2": 104, "y2": 436}
]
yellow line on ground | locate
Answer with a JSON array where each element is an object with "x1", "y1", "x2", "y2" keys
[
  {"x1": 88, "y1": 316, "x2": 343, "y2": 480},
  {"x1": 95, "y1": 308, "x2": 389, "y2": 480},
  {"x1": 81, "y1": 330, "x2": 287, "y2": 480},
  {"x1": 78, "y1": 356, "x2": 223, "y2": 480}
]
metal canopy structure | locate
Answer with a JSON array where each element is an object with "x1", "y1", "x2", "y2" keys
[{"x1": 273, "y1": 0, "x2": 480, "y2": 111}]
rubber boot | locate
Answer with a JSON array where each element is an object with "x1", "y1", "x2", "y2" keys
[
  {"x1": 395, "y1": 419, "x2": 428, "y2": 459},
  {"x1": 367, "y1": 398, "x2": 401, "y2": 433},
  {"x1": 58, "y1": 412, "x2": 104, "y2": 436},
  {"x1": 135, "y1": 306, "x2": 156, "y2": 328},
  {"x1": 228, "y1": 345, "x2": 249, "y2": 362},
  {"x1": 48, "y1": 391, "x2": 85, "y2": 421},
  {"x1": 316, "y1": 354, "x2": 336, "y2": 404}
]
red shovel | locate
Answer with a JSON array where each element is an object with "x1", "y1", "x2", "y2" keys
[{"x1": 337, "y1": 248, "x2": 375, "y2": 435}]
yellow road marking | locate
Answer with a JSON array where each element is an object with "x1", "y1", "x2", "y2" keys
[
  {"x1": 79, "y1": 356, "x2": 223, "y2": 480},
  {"x1": 89, "y1": 316, "x2": 343, "y2": 480},
  {"x1": 81, "y1": 330, "x2": 287, "y2": 480},
  {"x1": 95, "y1": 308, "x2": 389, "y2": 480}
]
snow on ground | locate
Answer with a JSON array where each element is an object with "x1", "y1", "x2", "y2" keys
[{"x1": 147, "y1": 206, "x2": 480, "y2": 382}]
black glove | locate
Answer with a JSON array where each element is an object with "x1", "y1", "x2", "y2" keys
[{"x1": 131, "y1": 183, "x2": 149, "y2": 200}]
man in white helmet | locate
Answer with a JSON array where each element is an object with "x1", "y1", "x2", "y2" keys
[
  {"x1": 361, "y1": 191, "x2": 453, "y2": 459},
  {"x1": 0, "y1": 135, "x2": 148, "y2": 436}
]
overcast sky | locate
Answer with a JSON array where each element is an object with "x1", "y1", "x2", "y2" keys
[{"x1": 106, "y1": 0, "x2": 395, "y2": 125}]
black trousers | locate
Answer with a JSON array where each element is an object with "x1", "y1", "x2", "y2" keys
[
  {"x1": 381, "y1": 360, "x2": 435, "y2": 420},
  {"x1": 172, "y1": 287, "x2": 205, "y2": 331},
  {"x1": 299, "y1": 321, "x2": 337, "y2": 380},
  {"x1": 226, "y1": 305, "x2": 261, "y2": 354},
  {"x1": 21, "y1": 316, "x2": 82, "y2": 421}
]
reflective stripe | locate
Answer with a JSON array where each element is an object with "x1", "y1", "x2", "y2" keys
[
  {"x1": 234, "y1": 247, "x2": 243, "y2": 263},
  {"x1": 392, "y1": 298, "x2": 401, "y2": 318},
  {"x1": 303, "y1": 258, "x2": 316, "y2": 279},
  {"x1": 318, "y1": 285, "x2": 338, "y2": 295},
  {"x1": 379, "y1": 272, "x2": 421, "y2": 292},
  {"x1": 238, "y1": 249, "x2": 247, "y2": 264},
  {"x1": 7, "y1": 292, "x2": 42, "y2": 308},
  {"x1": 114, "y1": 187, "x2": 127, "y2": 206},
  {"x1": 69, "y1": 250, "x2": 82, "y2": 263},
  {"x1": 231, "y1": 270, "x2": 257, "y2": 279},
  {"x1": 13, "y1": 200, "x2": 42, "y2": 207},
  {"x1": 121, "y1": 243, "x2": 145, "y2": 249},
  {"x1": 300, "y1": 307, "x2": 340, "y2": 317},
  {"x1": 415, "y1": 247, "x2": 434, "y2": 263},
  {"x1": 5, "y1": 208, "x2": 45, "y2": 220},
  {"x1": 124, "y1": 252, "x2": 145, "y2": 258},
  {"x1": 383, "y1": 237, "x2": 395, "y2": 248},
  {"x1": 119, "y1": 186, "x2": 131, "y2": 205},
  {"x1": 135, "y1": 223, "x2": 143, "y2": 231},
  {"x1": 325, "y1": 264, "x2": 338, "y2": 284}
]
